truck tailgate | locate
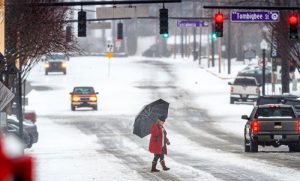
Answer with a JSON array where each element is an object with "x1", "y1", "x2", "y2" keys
[
  {"x1": 258, "y1": 117, "x2": 299, "y2": 133},
  {"x1": 233, "y1": 85, "x2": 257, "y2": 95}
]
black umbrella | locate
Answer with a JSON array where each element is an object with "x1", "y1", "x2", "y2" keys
[{"x1": 133, "y1": 99, "x2": 169, "y2": 138}]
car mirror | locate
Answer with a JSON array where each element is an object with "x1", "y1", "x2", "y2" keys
[
  {"x1": 241, "y1": 115, "x2": 249, "y2": 120},
  {"x1": 95, "y1": 92, "x2": 99, "y2": 94},
  {"x1": 228, "y1": 82, "x2": 232, "y2": 85},
  {"x1": 69, "y1": 92, "x2": 73, "y2": 95},
  {"x1": 257, "y1": 84, "x2": 261, "y2": 87}
]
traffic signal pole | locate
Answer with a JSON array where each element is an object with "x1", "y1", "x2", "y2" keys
[
  {"x1": 227, "y1": 20, "x2": 231, "y2": 74},
  {"x1": 262, "y1": 49, "x2": 266, "y2": 95},
  {"x1": 211, "y1": 22, "x2": 215, "y2": 67}
]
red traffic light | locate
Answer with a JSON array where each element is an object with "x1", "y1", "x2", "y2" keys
[
  {"x1": 215, "y1": 12, "x2": 224, "y2": 24},
  {"x1": 289, "y1": 14, "x2": 298, "y2": 25}
]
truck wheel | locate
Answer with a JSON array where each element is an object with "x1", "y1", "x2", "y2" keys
[
  {"x1": 288, "y1": 144, "x2": 300, "y2": 152},
  {"x1": 230, "y1": 98, "x2": 234, "y2": 104},
  {"x1": 71, "y1": 106, "x2": 75, "y2": 111},
  {"x1": 45, "y1": 71, "x2": 48, "y2": 75},
  {"x1": 93, "y1": 106, "x2": 98, "y2": 111},
  {"x1": 250, "y1": 140, "x2": 258, "y2": 152},
  {"x1": 244, "y1": 139, "x2": 250, "y2": 152},
  {"x1": 63, "y1": 70, "x2": 67, "y2": 75}
]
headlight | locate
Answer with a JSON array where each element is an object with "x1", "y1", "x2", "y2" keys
[
  {"x1": 44, "y1": 64, "x2": 49, "y2": 68},
  {"x1": 61, "y1": 63, "x2": 67, "y2": 68},
  {"x1": 89, "y1": 96, "x2": 97, "y2": 102},
  {"x1": 72, "y1": 96, "x2": 80, "y2": 102}
]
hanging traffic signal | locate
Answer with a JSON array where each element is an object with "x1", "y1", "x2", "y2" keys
[
  {"x1": 78, "y1": 11, "x2": 86, "y2": 37},
  {"x1": 289, "y1": 14, "x2": 298, "y2": 39},
  {"x1": 159, "y1": 8, "x2": 168, "y2": 39},
  {"x1": 214, "y1": 12, "x2": 224, "y2": 37},
  {"x1": 117, "y1": 22, "x2": 123, "y2": 40}
]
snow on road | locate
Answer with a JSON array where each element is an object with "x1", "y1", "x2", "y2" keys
[{"x1": 25, "y1": 56, "x2": 300, "y2": 180}]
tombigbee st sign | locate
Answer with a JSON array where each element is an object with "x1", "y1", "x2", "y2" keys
[{"x1": 231, "y1": 10, "x2": 280, "y2": 22}]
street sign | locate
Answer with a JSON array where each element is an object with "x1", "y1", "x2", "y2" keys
[
  {"x1": 0, "y1": 81, "x2": 15, "y2": 111},
  {"x1": 106, "y1": 43, "x2": 113, "y2": 52},
  {"x1": 231, "y1": 11, "x2": 280, "y2": 22},
  {"x1": 271, "y1": 40, "x2": 279, "y2": 58},
  {"x1": 106, "y1": 52, "x2": 113, "y2": 59},
  {"x1": 97, "y1": 6, "x2": 149, "y2": 19},
  {"x1": 87, "y1": 22, "x2": 111, "y2": 30},
  {"x1": 177, "y1": 20, "x2": 208, "y2": 27}
]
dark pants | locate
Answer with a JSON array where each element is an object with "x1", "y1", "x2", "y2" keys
[{"x1": 153, "y1": 154, "x2": 164, "y2": 162}]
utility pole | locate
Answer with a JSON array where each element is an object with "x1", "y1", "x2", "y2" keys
[
  {"x1": 262, "y1": 49, "x2": 266, "y2": 95},
  {"x1": 192, "y1": 0, "x2": 196, "y2": 61},
  {"x1": 180, "y1": 3, "x2": 184, "y2": 58},
  {"x1": 281, "y1": 58, "x2": 290, "y2": 93},
  {"x1": 211, "y1": 22, "x2": 215, "y2": 67},
  {"x1": 227, "y1": 20, "x2": 231, "y2": 74},
  {"x1": 17, "y1": 69, "x2": 23, "y2": 141}
]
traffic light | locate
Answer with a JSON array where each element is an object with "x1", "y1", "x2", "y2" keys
[
  {"x1": 289, "y1": 14, "x2": 298, "y2": 39},
  {"x1": 214, "y1": 12, "x2": 224, "y2": 37},
  {"x1": 117, "y1": 22, "x2": 123, "y2": 40},
  {"x1": 66, "y1": 26, "x2": 72, "y2": 42},
  {"x1": 211, "y1": 32, "x2": 217, "y2": 42},
  {"x1": 159, "y1": 8, "x2": 168, "y2": 39},
  {"x1": 78, "y1": 11, "x2": 86, "y2": 37}
]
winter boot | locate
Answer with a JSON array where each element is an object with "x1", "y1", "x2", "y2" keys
[
  {"x1": 151, "y1": 161, "x2": 160, "y2": 172},
  {"x1": 160, "y1": 160, "x2": 170, "y2": 171}
]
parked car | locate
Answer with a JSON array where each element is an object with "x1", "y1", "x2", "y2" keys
[
  {"x1": 7, "y1": 116, "x2": 38, "y2": 148},
  {"x1": 228, "y1": 76, "x2": 260, "y2": 104},
  {"x1": 242, "y1": 104, "x2": 300, "y2": 152},
  {"x1": 237, "y1": 65, "x2": 272, "y2": 84},
  {"x1": 44, "y1": 53, "x2": 68, "y2": 75},
  {"x1": 7, "y1": 124, "x2": 31, "y2": 148},
  {"x1": 284, "y1": 99, "x2": 300, "y2": 115},
  {"x1": 70, "y1": 87, "x2": 98, "y2": 111}
]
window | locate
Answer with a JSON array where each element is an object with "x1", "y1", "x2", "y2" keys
[
  {"x1": 234, "y1": 78, "x2": 256, "y2": 86},
  {"x1": 73, "y1": 87, "x2": 95, "y2": 94},
  {"x1": 255, "y1": 107, "x2": 296, "y2": 118}
]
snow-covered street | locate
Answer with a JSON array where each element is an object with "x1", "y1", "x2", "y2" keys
[{"x1": 25, "y1": 56, "x2": 300, "y2": 181}]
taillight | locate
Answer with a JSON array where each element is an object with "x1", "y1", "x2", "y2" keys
[
  {"x1": 251, "y1": 119, "x2": 260, "y2": 134},
  {"x1": 89, "y1": 96, "x2": 97, "y2": 102},
  {"x1": 231, "y1": 86, "x2": 234, "y2": 93},
  {"x1": 297, "y1": 120, "x2": 300, "y2": 132},
  {"x1": 72, "y1": 96, "x2": 80, "y2": 102}
]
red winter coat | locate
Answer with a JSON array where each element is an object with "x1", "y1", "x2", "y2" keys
[{"x1": 149, "y1": 123, "x2": 169, "y2": 155}]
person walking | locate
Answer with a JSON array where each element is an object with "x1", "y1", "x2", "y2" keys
[{"x1": 149, "y1": 117, "x2": 170, "y2": 172}]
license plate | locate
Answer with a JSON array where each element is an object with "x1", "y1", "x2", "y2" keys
[{"x1": 274, "y1": 135, "x2": 282, "y2": 140}]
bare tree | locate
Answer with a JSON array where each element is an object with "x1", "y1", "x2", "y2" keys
[{"x1": 2, "y1": 0, "x2": 79, "y2": 83}]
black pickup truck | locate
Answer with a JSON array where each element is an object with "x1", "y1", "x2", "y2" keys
[{"x1": 242, "y1": 104, "x2": 300, "y2": 152}]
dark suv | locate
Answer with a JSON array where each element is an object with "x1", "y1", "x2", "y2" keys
[
  {"x1": 70, "y1": 87, "x2": 98, "y2": 111},
  {"x1": 45, "y1": 53, "x2": 68, "y2": 75}
]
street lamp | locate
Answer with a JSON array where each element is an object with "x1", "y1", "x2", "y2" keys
[{"x1": 260, "y1": 39, "x2": 268, "y2": 96}]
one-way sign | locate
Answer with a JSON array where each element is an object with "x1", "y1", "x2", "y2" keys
[
  {"x1": 231, "y1": 11, "x2": 280, "y2": 22},
  {"x1": 0, "y1": 81, "x2": 15, "y2": 111}
]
